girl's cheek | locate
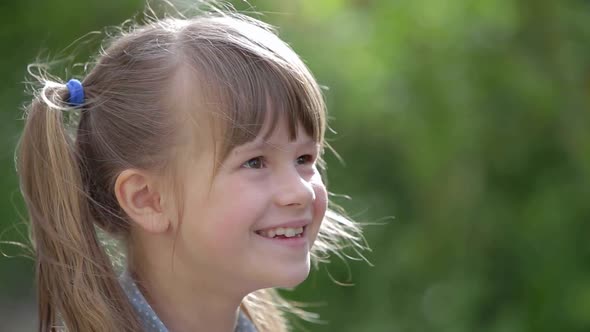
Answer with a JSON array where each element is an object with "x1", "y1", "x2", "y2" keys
[
  {"x1": 312, "y1": 180, "x2": 328, "y2": 221},
  {"x1": 308, "y1": 181, "x2": 327, "y2": 245}
]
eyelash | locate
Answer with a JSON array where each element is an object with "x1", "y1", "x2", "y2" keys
[{"x1": 241, "y1": 154, "x2": 315, "y2": 169}]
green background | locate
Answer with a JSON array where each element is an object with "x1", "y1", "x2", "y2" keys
[{"x1": 2, "y1": 0, "x2": 590, "y2": 331}]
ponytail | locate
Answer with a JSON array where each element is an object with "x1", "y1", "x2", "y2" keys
[{"x1": 16, "y1": 82, "x2": 142, "y2": 331}]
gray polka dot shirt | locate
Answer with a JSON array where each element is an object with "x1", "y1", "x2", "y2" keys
[{"x1": 119, "y1": 271, "x2": 258, "y2": 332}]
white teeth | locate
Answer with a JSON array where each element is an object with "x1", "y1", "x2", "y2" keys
[{"x1": 258, "y1": 226, "x2": 305, "y2": 239}]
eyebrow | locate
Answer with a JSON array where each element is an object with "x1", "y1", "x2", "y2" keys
[{"x1": 233, "y1": 138, "x2": 318, "y2": 154}]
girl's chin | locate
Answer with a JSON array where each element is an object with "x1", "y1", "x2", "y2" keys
[{"x1": 268, "y1": 264, "x2": 311, "y2": 289}]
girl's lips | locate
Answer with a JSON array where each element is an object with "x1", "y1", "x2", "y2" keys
[
  {"x1": 254, "y1": 226, "x2": 309, "y2": 248},
  {"x1": 255, "y1": 219, "x2": 311, "y2": 232}
]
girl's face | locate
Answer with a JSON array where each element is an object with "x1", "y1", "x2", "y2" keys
[{"x1": 173, "y1": 118, "x2": 327, "y2": 293}]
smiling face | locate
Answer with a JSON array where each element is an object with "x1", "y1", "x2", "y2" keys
[{"x1": 171, "y1": 117, "x2": 328, "y2": 293}]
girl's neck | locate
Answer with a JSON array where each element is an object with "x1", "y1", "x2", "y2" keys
[{"x1": 128, "y1": 243, "x2": 246, "y2": 332}]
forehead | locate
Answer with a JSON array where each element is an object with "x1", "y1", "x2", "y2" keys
[
  {"x1": 174, "y1": 82, "x2": 319, "y2": 155},
  {"x1": 231, "y1": 118, "x2": 316, "y2": 153},
  {"x1": 166, "y1": 50, "x2": 324, "y2": 161}
]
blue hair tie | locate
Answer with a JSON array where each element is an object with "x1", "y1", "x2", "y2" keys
[{"x1": 66, "y1": 79, "x2": 85, "y2": 107}]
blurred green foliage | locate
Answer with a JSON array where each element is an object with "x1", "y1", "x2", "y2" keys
[{"x1": 2, "y1": 0, "x2": 590, "y2": 331}]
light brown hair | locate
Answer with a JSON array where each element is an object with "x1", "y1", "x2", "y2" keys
[{"x1": 16, "y1": 4, "x2": 367, "y2": 332}]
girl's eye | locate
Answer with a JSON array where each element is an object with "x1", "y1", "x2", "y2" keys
[
  {"x1": 242, "y1": 156, "x2": 265, "y2": 169},
  {"x1": 296, "y1": 154, "x2": 314, "y2": 165}
]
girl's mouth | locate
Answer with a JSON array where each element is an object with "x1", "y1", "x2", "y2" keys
[
  {"x1": 255, "y1": 225, "x2": 305, "y2": 239},
  {"x1": 254, "y1": 226, "x2": 309, "y2": 248}
]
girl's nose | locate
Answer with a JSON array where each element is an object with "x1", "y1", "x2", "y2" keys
[{"x1": 273, "y1": 169, "x2": 315, "y2": 208}]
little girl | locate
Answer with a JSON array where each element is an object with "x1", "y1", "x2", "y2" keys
[{"x1": 16, "y1": 3, "x2": 365, "y2": 332}]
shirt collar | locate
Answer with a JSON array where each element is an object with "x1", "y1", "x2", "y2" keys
[{"x1": 119, "y1": 270, "x2": 258, "y2": 332}]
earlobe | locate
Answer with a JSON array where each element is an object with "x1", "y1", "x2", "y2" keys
[{"x1": 114, "y1": 169, "x2": 170, "y2": 234}]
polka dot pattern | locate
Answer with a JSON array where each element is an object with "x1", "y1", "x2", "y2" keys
[{"x1": 119, "y1": 270, "x2": 258, "y2": 332}]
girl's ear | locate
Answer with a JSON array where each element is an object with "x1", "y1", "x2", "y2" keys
[{"x1": 114, "y1": 169, "x2": 170, "y2": 233}]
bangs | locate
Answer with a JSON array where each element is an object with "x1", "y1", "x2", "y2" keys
[
  {"x1": 176, "y1": 17, "x2": 326, "y2": 162},
  {"x1": 216, "y1": 52, "x2": 325, "y2": 158},
  {"x1": 209, "y1": 47, "x2": 325, "y2": 159}
]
